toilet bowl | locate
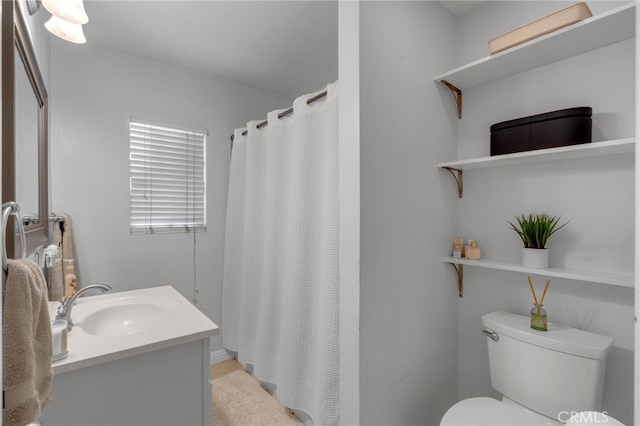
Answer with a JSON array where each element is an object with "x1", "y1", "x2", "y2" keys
[{"x1": 440, "y1": 311, "x2": 617, "y2": 426}]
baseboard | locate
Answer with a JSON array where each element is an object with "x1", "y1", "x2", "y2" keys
[{"x1": 210, "y1": 348, "x2": 232, "y2": 365}]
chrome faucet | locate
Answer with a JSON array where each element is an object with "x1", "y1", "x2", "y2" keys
[{"x1": 56, "y1": 283, "x2": 112, "y2": 331}]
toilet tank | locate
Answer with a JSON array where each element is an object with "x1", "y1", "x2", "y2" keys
[{"x1": 482, "y1": 311, "x2": 613, "y2": 421}]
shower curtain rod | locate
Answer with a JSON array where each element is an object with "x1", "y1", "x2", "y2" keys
[{"x1": 230, "y1": 90, "x2": 327, "y2": 142}]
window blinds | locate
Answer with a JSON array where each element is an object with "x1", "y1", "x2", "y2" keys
[{"x1": 129, "y1": 118, "x2": 207, "y2": 234}]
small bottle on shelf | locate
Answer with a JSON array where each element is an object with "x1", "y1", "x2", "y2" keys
[
  {"x1": 465, "y1": 240, "x2": 481, "y2": 260},
  {"x1": 452, "y1": 238, "x2": 463, "y2": 259}
]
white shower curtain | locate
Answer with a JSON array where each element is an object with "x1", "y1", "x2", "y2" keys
[{"x1": 222, "y1": 82, "x2": 339, "y2": 425}]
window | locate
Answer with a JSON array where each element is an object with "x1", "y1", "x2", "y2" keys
[{"x1": 129, "y1": 118, "x2": 207, "y2": 234}]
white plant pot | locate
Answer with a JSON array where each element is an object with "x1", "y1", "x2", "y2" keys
[{"x1": 522, "y1": 248, "x2": 549, "y2": 269}]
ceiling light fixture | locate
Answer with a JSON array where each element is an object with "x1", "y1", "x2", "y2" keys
[
  {"x1": 44, "y1": 15, "x2": 86, "y2": 44},
  {"x1": 41, "y1": 0, "x2": 88, "y2": 44},
  {"x1": 42, "y1": 0, "x2": 88, "y2": 24}
]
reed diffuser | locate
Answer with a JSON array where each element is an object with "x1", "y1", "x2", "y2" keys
[{"x1": 528, "y1": 276, "x2": 551, "y2": 331}]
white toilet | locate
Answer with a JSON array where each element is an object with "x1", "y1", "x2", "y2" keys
[{"x1": 441, "y1": 311, "x2": 624, "y2": 426}]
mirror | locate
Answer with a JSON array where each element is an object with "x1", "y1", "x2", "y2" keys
[
  {"x1": 2, "y1": 1, "x2": 49, "y2": 257},
  {"x1": 15, "y1": 46, "x2": 40, "y2": 225}
]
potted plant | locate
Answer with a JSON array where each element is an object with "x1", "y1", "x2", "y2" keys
[{"x1": 508, "y1": 213, "x2": 568, "y2": 268}]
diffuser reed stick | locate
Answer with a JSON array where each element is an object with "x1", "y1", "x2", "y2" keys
[
  {"x1": 539, "y1": 279, "x2": 551, "y2": 306},
  {"x1": 527, "y1": 276, "x2": 540, "y2": 313}
]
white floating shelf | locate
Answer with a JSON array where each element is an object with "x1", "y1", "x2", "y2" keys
[
  {"x1": 438, "y1": 138, "x2": 635, "y2": 171},
  {"x1": 434, "y1": 2, "x2": 636, "y2": 90},
  {"x1": 443, "y1": 257, "x2": 634, "y2": 289}
]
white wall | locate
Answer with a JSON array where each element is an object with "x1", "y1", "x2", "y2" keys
[
  {"x1": 359, "y1": 2, "x2": 459, "y2": 424},
  {"x1": 635, "y1": 4, "x2": 640, "y2": 425},
  {"x1": 49, "y1": 41, "x2": 291, "y2": 353},
  {"x1": 338, "y1": 2, "x2": 360, "y2": 425},
  {"x1": 452, "y1": 2, "x2": 635, "y2": 425}
]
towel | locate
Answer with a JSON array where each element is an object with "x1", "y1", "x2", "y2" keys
[
  {"x1": 3, "y1": 259, "x2": 53, "y2": 426},
  {"x1": 47, "y1": 213, "x2": 81, "y2": 301}
]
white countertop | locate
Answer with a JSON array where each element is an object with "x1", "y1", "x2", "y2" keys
[{"x1": 49, "y1": 285, "x2": 219, "y2": 374}]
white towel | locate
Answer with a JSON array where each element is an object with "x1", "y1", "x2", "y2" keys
[{"x1": 3, "y1": 259, "x2": 53, "y2": 425}]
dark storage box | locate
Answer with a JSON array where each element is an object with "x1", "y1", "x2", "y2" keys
[{"x1": 490, "y1": 107, "x2": 592, "y2": 156}]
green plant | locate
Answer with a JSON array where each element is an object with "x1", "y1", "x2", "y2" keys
[{"x1": 508, "y1": 213, "x2": 568, "y2": 249}]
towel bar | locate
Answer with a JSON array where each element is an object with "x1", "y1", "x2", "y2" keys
[
  {"x1": 1, "y1": 201, "x2": 27, "y2": 271},
  {"x1": 48, "y1": 212, "x2": 66, "y2": 223}
]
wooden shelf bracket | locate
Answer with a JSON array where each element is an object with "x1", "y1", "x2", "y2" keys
[
  {"x1": 447, "y1": 262, "x2": 464, "y2": 297},
  {"x1": 440, "y1": 80, "x2": 462, "y2": 119},
  {"x1": 442, "y1": 166, "x2": 463, "y2": 198}
]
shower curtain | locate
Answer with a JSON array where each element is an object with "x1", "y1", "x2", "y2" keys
[{"x1": 222, "y1": 82, "x2": 339, "y2": 425}]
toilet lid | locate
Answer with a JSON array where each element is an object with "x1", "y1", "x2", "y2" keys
[{"x1": 440, "y1": 397, "x2": 551, "y2": 426}]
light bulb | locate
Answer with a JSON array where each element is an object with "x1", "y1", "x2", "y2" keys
[
  {"x1": 45, "y1": 15, "x2": 86, "y2": 44},
  {"x1": 42, "y1": 0, "x2": 88, "y2": 25}
]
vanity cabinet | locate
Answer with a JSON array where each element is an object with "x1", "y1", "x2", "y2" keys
[
  {"x1": 40, "y1": 286, "x2": 218, "y2": 425},
  {"x1": 41, "y1": 339, "x2": 212, "y2": 426},
  {"x1": 435, "y1": 3, "x2": 636, "y2": 296}
]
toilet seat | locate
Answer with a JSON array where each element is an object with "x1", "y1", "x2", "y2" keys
[{"x1": 440, "y1": 397, "x2": 556, "y2": 426}]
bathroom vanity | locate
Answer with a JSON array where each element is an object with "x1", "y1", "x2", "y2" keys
[{"x1": 40, "y1": 286, "x2": 218, "y2": 426}]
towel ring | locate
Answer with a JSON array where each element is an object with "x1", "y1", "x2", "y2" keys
[{"x1": 2, "y1": 201, "x2": 27, "y2": 271}]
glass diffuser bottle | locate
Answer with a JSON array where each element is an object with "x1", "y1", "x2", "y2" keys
[{"x1": 530, "y1": 304, "x2": 547, "y2": 331}]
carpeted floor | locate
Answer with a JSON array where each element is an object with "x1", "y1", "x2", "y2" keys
[
  {"x1": 211, "y1": 359, "x2": 245, "y2": 381},
  {"x1": 211, "y1": 360, "x2": 302, "y2": 426}
]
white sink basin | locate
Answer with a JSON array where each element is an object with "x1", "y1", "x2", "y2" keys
[
  {"x1": 74, "y1": 296, "x2": 178, "y2": 337},
  {"x1": 48, "y1": 286, "x2": 219, "y2": 375}
]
